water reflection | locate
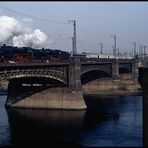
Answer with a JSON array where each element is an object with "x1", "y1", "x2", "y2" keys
[
  {"x1": 6, "y1": 108, "x2": 86, "y2": 146},
  {"x1": 83, "y1": 95, "x2": 121, "y2": 129},
  {"x1": 82, "y1": 96, "x2": 142, "y2": 147},
  {"x1": 3, "y1": 95, "x2": 142, "y2": 147}
]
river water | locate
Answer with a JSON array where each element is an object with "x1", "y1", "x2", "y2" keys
[{"x1": 0, "y1": 95, "x2": 143, "y2": 147}]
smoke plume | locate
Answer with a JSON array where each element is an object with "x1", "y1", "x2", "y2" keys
[{"x1": 0, "y1": 15, "x2": 48, "y2": 48}]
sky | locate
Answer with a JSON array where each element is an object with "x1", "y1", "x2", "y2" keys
[{"x1": 0, "y1": 1, "x2": 148, "y2": 55}]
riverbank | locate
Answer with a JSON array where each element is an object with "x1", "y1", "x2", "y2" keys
[{"x1": 82, "y1": 74, "x2": 142, "y2": 96}]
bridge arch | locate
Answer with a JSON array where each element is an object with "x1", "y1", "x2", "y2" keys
[
  {"x1": 0, "y1": 69, "x2": 67, "y2": 85},
  {"x1": 119, "y1": 67, "x2": 130, "y2": 74},
  {"x1": 81, "y1": 69, "x2": 111, "y2": 85},
  {"x1": 81, "y1": 67, "x2": 111, "y2": 76},
  {"x1": 119, "y1": 63, "x2": 132, "y2": 74}
]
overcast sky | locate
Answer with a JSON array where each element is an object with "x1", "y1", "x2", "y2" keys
[{"x1": 0, "y1": 2, "x2": 148, "y2": 55}]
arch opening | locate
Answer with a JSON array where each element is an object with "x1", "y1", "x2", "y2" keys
[
  {"x1": 81, "y1": 70, "x2": 110, "y2": 85},
  {"x1": 6, "y1": 77, "x2": 67, "y2": 105},
  {"x1": 119, "y1": 67, "x2": 130, "y2": 74}
]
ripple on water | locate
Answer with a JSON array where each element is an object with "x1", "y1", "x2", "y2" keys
[{"x1": 0, "y1": 95, "x2": 143, "y2": 147}]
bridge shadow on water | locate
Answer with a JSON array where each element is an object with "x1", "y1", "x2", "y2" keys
[
  {"x1": 6, "y1": 108, "x2": 86, "y2": 146},
  {"x1": 5, "y1": 95, "x2": 122, "y2": 147}
]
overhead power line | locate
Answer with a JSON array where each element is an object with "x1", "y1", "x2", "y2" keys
[
  {"x1": 77, "y1": 26, "x2": 110, "y2": 39},
  {"x1": 0, "y1": 6, "x2": 68, "y2": 24},
  {"x1": 77, "y1": 26, "x2": 132, "y2": 47}
]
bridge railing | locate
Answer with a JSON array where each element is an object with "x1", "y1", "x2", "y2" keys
[
  {"x1": 80, "y1": 58, "x2": 133, "y2": 64},
  {"x1": 0, "y1": 62, "x2": 69, "y2": 67},
  {"x1": 80, "y1": 58, "x2": 113, "y2": 63}
]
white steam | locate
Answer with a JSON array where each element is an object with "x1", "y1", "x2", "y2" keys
[
  {"x1": 13, "y1": 29, "x2": 48, "y2": 48},
  {"x1": 0, "y1": 16, "x2": 48, "y2": 48}
]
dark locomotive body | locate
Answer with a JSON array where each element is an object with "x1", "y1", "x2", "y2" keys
[{"x1": 0, "y1": 44, "x2": 70, "y2": 63}]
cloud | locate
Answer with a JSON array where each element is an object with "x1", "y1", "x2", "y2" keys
[{"x1": 0, "y1": 15, "x2": 48, "y2": 48}]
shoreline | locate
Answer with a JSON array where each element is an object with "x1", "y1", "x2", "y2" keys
[
  {"x1": 84, "y1": 91, "x2": 142, "y2": 98},
  {"x1": 0, "y1": 89, "x2": 142, "y2": 97},
  {"x1": 82, "y1": 74, "x2": 142, "y2": 97},
  {"x1": 0, "y1": 89, "x2": 7, "y2": 95}
]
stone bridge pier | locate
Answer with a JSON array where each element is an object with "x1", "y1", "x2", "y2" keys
[
  {"x1": 132, "y1": 58, "x2": 139, "y2": 75},
  {"x1": 112, "y1": 59, "x2": 119, "y2": 79}
]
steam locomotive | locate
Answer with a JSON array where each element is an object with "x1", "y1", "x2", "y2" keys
[{"x1": 0, "y1": 44, "x2": 70, "y2": 63}]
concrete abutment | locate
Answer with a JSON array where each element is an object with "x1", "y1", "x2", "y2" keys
[{"x1": 8, "y1": 87, "x2": 87, "y2": 110}]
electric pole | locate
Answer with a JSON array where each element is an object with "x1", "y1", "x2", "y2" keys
[
  {"x1": 144, "y1": 45, "x2": 147, "y2": 57},
  {"x1": 132, "y1": 42, "x2": 136, "y2": 58},
  {"x1": 68, "y1": 20, "x2": 77, "y2": 56},
  {"x1": 141, "y1": 45, "x2": 144, "y2": 58},
  {"x1": 139, "y1": 45, "x2": 143, "y2": 58},
  {"x1": 111, "y1": 35, "x2": 116, "y2": 58},
  {"x1": 100, "y1": 43, "x2": 103, "y2": 54},
  {"x1": 117, "y1": 48, "x2": 119, "y2": 56}
]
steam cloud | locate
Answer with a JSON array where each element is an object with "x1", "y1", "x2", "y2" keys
[{"x1": 0, "y1": 16, "x2": 48, "y2": 48}]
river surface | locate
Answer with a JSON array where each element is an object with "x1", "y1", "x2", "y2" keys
[{"x1": 0, "y1": 95, "x2": 143, "y2": 147}]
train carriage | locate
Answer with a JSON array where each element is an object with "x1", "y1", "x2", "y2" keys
[{"x1": 0, "y1": 44, "x2": 70, "y2": 64}]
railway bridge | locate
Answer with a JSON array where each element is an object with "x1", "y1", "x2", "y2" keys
[{"x1": 0, "y1": 56, "x2": 138, "y2": 109}]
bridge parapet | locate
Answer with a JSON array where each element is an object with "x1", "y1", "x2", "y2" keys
[
  {"x1": 81, "y1": 58, "x2": 113, "y2": 63},
  {"x1": 118, "y1": 59, "x2": 133, "y2": 63},
  {"x1": 81, "y1": 57, "x2": 133, "y2": 63},
  {"x1": 0, "y1": 62, "x2": 69, "y2": 67}
]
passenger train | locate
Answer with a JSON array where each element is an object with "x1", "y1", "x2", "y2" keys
[{"x1": 80, "y1": 52, "x2": 132, "y2": 60}]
